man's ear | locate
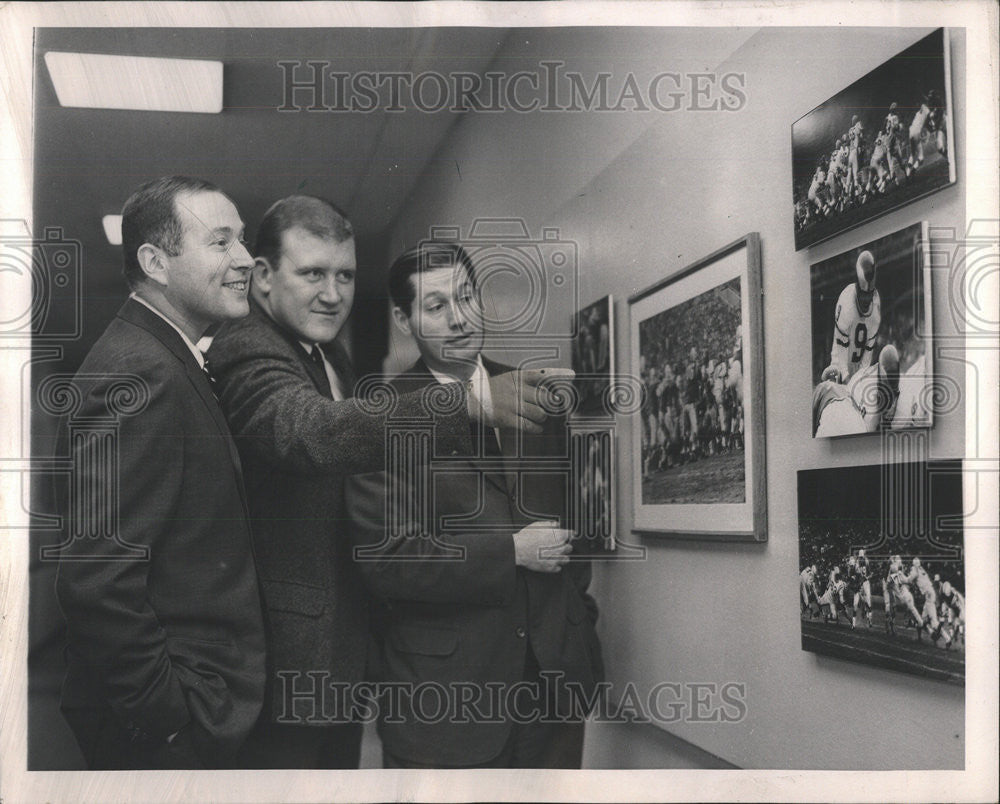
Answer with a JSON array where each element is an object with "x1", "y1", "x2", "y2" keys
[
  {"x1": 391, "y1": 305, "x2": 412, "y2": 336},
  {"x1": 253, "y1": 257, "x2": 274, "y2": 294},
  {"x1": 136, "y1": 243, "x2": 168, "y2": 287}
]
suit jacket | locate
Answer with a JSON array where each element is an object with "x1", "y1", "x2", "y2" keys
[
  {"x1": 345, "y1": 357, "x2": 604, "y2": 766},
  {"x1": 207, "y1": 299, "x2": 473, "y2": 724},
  {"x1": 55, "y1": 298, "x2": 265, "y2": 767}
]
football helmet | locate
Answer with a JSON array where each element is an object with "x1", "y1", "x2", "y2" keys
[{"x1": 855, "y1": 250, "x2": 877, "y2": 314}]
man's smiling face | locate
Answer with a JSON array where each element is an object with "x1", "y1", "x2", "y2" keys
[{"x1": 159, "y1": 190, "x2": 254, "y2": 333}]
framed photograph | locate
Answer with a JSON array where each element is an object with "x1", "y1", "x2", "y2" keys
[
  {"x1": 798, "y1": 460, "x2": 965, "y2": 685},
  {"x1": 792, "y1": 27, "x2": 955, "y2": 250},
  {"x1": 810, "y1": 221, "x2": 933, "y2": 438},
  {"x1": 629, "y1": 233, "x2": 766, "y2": 541},
  {"x1": 571, "y1": 295, "x2": 615, "y2": 416}
]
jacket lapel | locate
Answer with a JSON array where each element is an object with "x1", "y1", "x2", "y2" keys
[
  {"x1": 394, "y1": 357, "x2": 511, "y2": 496},
  {"x1": 117, "y1": 298, "x2": 246, "y2": 481},
  {"x1": 295, "y1": 340, "x2": 333, "y2": 399},
  {"x1": 244, "y1": 300, "x2": 333, "y2": 400},
  {"x1": 481, "y1": 360, "x2": 521, "y2": 499},
  {"x1": 322, "y1": 340, "x2": 356, "y2": 397}
]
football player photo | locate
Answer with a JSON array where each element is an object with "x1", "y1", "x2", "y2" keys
[
  {"x1": 797, "y1": 461, "x2": 965, "y2": 684},
  {"x1": 809, "y1": 222, "x2": 933, "y2": 439},
  {"x1": 790, "y1": 27, "x2": 955, "y2": 249}
]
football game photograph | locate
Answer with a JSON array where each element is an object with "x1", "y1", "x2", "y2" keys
[
  {"x1": 810, "y1": 222, "x2": 932, "y2": 439},
  {"x1": 797, "y1": 460, "x2": 965, "y2": 685},
  {"x1": 636, "y1": 276, "x2": 746, "y2": 507},
  {"x1": 791, "y1": 27, "x2": 955, "y2": 250},
  {"x1": 571, "y1": 295, "x2": 614, "y2": 416}
]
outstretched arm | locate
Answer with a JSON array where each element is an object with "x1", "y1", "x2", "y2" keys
[{"x1": 210, "y1": 332, "x2": 471, "y2": 475}]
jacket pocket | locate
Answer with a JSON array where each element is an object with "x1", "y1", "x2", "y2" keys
[
  {"x1": 261, "y1": 579, "x2": 326, "y2": 617},
  {"x1": 165, "y1": 635, "x2": 238, "y2": 676},
  {"x1": 389, "y1": 624, "x2": 458, "y2": 657}
]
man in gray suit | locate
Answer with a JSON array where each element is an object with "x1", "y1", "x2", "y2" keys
[
  {"x1": 208, "y1": 196, "x2": 564, "y2": 768},
  {"x1": 56, "y1": 176, "x2": 263, "y2": 769}
]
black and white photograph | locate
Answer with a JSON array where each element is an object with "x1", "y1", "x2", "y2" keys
[
  {"x1": 797, "y1": 460, "x2": 965, "y2": 685},
  {"x1": 810, "y1": 222, "x2": 933, "y2": 438},
  {"x1": 792, "y1": 27, "x2": 956, "y2": 250},
  {"x1": 629, "y1": 234, "x2": 766, "y2": 541},
  {"x1": 0, "y1": 5, "x2": 995, "y2": 804},
  {"x1": 637, "y1": 277, "x2": 745, "y2": 502},
  {"x1": 571, "y1": 295, "x2": 614, "y2": 416}
]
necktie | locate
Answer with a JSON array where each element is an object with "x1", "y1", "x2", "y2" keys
[
  {"x1": 467, "y1": 381, "x2": 502, "y2": 457},
  {"x1": 201, "y1": 357, "x2": 219, "y2": 398},
  {"x1": 309, "y1": 344, "x2": 334, "y2": 398}
]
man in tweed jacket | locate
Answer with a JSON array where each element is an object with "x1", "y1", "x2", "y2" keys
[{"x1": 208, "y1": 196, "x2": 561, "y2": 767}]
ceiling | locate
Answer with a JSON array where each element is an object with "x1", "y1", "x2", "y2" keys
[
  {"x1": 30, "y1": 25, "x2": 758, "y2": 369},
  {"x1": 32, "y1": 26, "x2": 509, "y2": 277},
  {"x1": 32, "y1": 27, "x2": 511, "y2": 367}
]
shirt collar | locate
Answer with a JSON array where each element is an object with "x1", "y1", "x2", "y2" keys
[
  {"x1": 428, "y1": 353, "x2": 486, "y2": 386},
  {"x1": 129, "y1": 293, "x2": 206, "y2": 369},
  {"x1": 429, "y1": 355, "x2": 493, "y2": 419}
]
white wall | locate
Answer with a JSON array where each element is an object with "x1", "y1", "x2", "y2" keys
[{"x1": 388, "y1": 27, "x2": 966, "y2": 769}]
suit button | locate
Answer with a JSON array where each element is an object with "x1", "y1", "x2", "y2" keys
[{"x1": 515, "y1": 627, "x2": 526, "y2": 638}]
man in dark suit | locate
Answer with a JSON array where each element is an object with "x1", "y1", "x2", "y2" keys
[
  {"x1": 55, "y1": 176, "x2": 263, "y2": 769},
  {"x1": 345, "y1": 242, "x2": 604, "y2": 769},
  {"x1": 207, "y1": 196, "x2": 564, "y2": 768}
]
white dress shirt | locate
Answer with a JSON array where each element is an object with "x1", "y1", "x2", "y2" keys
[
  {"x1": 129, "y1": 293, "x2": 207, "y2": 369},
  {"x1": 429, "y1": 355, "x2": 501, "y2": 450},
  {"x1": 300, "y1": 341, "x2": 345, "y2": 401}
]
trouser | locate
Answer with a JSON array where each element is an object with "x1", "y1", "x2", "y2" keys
[
  {"x1": 383, "y1": 719, "x2": 585, "y2": 769},
  {"x1": 62, "y1": 705, "x2": 204, "y2": 770},
  {"x1": 237, "y1": 718, "x2": 363, "y2": 769},
  {"x1": 382, "y1": 648, "x2": 586, "y2": 769}
]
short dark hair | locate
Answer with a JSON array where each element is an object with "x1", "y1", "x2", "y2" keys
[
  {"x1": 388, "y1": 241, "x2": 477, "y2": 316},
  {"x1": 254, "y1": 195, "x2": 353, "y2": 268},
  {"x1": 121, "y1": 175, "x2": 227, "y2": 288}
]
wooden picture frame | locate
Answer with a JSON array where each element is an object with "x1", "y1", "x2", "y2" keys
[{"x1": 629, "y1": 233, "x2": 766, "y2": 541}]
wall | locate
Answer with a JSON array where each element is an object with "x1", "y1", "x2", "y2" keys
[{"x1": 388, "y1": 27, "x2": 966, "y2": 769}]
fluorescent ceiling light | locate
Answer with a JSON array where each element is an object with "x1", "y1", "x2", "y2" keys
[
  {"x1": 102, "y1": 215, "x2": 122, "y2": 245},
  {"x1": 44, "y1": 52, "x2": 223, "y2": 113}
]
